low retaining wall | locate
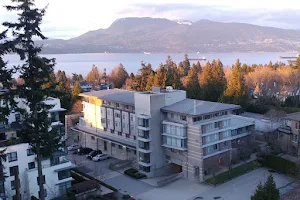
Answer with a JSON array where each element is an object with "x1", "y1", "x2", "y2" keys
[{"x1": 156, "y1": 173, "x2": 183, "y2": 187}]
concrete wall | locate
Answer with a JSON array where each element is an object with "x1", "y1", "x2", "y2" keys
[{"x1": 186, "y1": 125, "x2": 203, "y2": 182}]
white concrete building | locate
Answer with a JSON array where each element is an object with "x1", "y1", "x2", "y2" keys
[
  {"x1": 1, "y1": 143, "x2": 73, "y2": 200},
  {"x1": 0, "y1": 96, "x2": 70, "y2": 199},
  {"x1": 70, "y1": 87, "x2": 255, "y2": 182}
]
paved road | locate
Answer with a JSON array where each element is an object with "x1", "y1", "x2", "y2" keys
[{"x1": 67, "y1": 152, "x2": 154, "y2": 196}]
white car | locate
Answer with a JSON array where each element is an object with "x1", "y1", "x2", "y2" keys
[
  {"x1": 92, "y1": 154, "x2": 109, "y2": 161},
  {"x1": 67, "y1": 144, "x2": 81, "y2": 151}
]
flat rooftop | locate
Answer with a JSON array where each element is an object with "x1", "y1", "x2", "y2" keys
[
  {"x1": 161, "y1": 99, "x2": 240, "y2": 116},
  {"x1": 231, "y1": 115, "x2": 255, "y2": 129},
  {"x1": 285, "y1": 112, "x2": 300, "y2": 121},
  {"x1": 80, "y1": 89, "x2": 136, "y2": 105}
]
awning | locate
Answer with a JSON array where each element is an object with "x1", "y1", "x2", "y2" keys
[
  {"x1": 55, "y1": 179, "x2": 73, "y2": 185},
  {"x1": 54, "y1": 164, "x2": 76, "y2": 172}
]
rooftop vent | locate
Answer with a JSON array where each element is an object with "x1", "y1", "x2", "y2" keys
[{"x1": 166, "y1": 86, "x2": 173, "y2": 91}]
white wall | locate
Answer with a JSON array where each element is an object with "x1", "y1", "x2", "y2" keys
[{"x1": 1, "y1": 143, "x2": 73, "y2": 200}]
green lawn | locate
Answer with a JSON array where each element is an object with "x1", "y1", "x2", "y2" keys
[{"x1": 206, "y1": 161, "x2": 260, "y2": 185}]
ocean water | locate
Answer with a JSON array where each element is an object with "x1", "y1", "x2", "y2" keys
[{"x1": 4, "y1": 52, "x2": 297, "y2": 76}]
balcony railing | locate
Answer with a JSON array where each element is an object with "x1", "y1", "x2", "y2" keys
[
  {"x1": 279, "y1": 125, "x2": 291, "y2": 131},
  {"x1": 139, "y1": 157, "x2": 150, "y2": 164}
]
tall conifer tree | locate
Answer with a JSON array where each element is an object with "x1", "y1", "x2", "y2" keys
[
  {"x1": 4, "y1": 1, "x2": 60, "y2": 199},
  {"x1": 220, "y1": 59, "x2": 247, "y2": 106}
]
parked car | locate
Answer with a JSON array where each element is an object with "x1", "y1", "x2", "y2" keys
[
  {"x1": 78, "y1": 147, "x2": 93, "y2": 155},
  {"x1": 92, "y1": 154, "x2": 110, "y2": 161},
  {"x1": 67, "y1": 144, "x2": 81, "y2": 151},
  {"x1": 86, "y1": 150, "x2": 102, "y2": 159}
]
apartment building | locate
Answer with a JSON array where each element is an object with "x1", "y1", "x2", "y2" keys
[
  {"x1": 278, "y1": 112, "x2": 300, "y2": 156},
  {"x1": 71, "y1": 87, "x2": 255, "y2": 182},
  {"x1": 0, "y1": 96, "x2": 71, "y2": 199},
  {"x1": 71, "y1": 89, "x2": 137, "y2": 161},
  {"x1": 1, "y1": 143, "x2": 73, "y2": 200}
]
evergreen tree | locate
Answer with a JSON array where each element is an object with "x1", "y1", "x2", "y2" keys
[
  {"x1": 295, "y1": 56, "x2": 300, "y2": 69},
  {"x1": 4, "y1": 1, "x2": 61, "y2": 199},
  {"x1": 72, "y1": 81, "x2": 83, "y2": 97},
  {"x1": 153, "y1": 63, "x2": 167, "y2": 88},
  {"x1": 72, "y1": 73, "x2": 84, "y2": 82},
  {"x1": 183, "y1": 53, "x2": 191, "y2": 73},
  {"x1": 220, "y1": 59, "x2": 247, "y2": 106},
  {"x1": 109, "y1": 63, "x2": 129, "y2": 88},
  {"x1": 268, "y1": 61, "x2": 273, "y2": 69},
  {"x1": 251, "y1": 182, "x2": 266, "y2": 200},
  {"x1": 0, "y1": 29, "x2": 16, "y2": 198},
  {"x1": 135, "y1": 62, "x2": 154, "y2": 91},
  {"x1": 264, "y1": 174, "x2": 280, "y2": 200},
  {"x1": 145, "y1": 71, "x2": 155, "y2": 91},
  {"x1": 251, "y1": 175, "x2": 279, "y2": 200},
  {"x1": 86, "y1": 65, "x2": 102, "y2": 85},
  {"x1": 178, "y1": 54, "x2": 190, "y2": 77},
  {"x1": 185, "y1": 64, "x2": 201, "y2": 99},
  {"x1": 55, "y1": 70, "x2": 72, "y2": 112},
  {"x1": 200, "y1": 60, "x2": 226, "y2": 101},
  {"x1": 164, "y1": 56, "x2": 182, "y2": 89},
  {"x1": 0, "y1": 30, "x2": 16, "y2": 123}
]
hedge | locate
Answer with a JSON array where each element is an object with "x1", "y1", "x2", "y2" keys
[
  {"x1": 71, "y1": 171, "x2": 85, "y2": 184},
  {"x1": 260, "y1": 155, "x2": 299, "y2": 176},
  {"x1": 124, "y1": 168, "x2": 147, "y2": 179},
  {"x1": 206, "y1": 161, "x2": 260, "y2": 185},
  {"x1": 72, "y1": 168, "x2": 118, "y2": 192}
]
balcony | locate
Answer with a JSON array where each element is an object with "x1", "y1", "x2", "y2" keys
[
  {"x1": 278, "y1": 125, "x2": 292, "y2": 134},
  {"x1": 138, "y1": 130, "x2": 151, "y2": 142}
]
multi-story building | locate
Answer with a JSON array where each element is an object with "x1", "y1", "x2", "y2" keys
[
  {"x1": 278, "y1": 112, "x2": 300, "y2": 156},
  {"x1": 0, "y1": 96, "x2": 72, "y2": 199},
  {"x1": 1, "y1": 143, "x2": 73, "y2": 200},
  {"x1": 71, "y1": 87, "x2": 255, "y2": 182},
  {"x1": 71, "y1": 89, "x2": 137, "y2": 161}
]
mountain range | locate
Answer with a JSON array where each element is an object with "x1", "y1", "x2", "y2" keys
[{"x1": 39, "y1": 17, "x2": 300, "y2": 54}]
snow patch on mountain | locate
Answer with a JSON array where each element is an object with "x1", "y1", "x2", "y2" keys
[{"x1": 175, "y1": 19, "x2": 193, "y2": 25}]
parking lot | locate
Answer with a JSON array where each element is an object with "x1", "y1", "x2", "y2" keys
[{"x1": 67, "y1": 151, "x2": 154, "y2": 196}]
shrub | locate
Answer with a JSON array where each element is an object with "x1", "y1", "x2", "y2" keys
[
  {"x1": 122, "y1": 194, "x2": 131, "y2": 200},
  {"x1": 262, "y1": 155, "x2": 299, "y2": 176},
  {"x1": 71, "y1": 169, "x2": 118, "y2": 192},
  {"x1": 124, "y1": 168, "x2": 146, "y2": 179},
  {"x1": 31, "y1": 196, "x2": 39, "y2": 200},
  {"x1": 71, "y1": 171, "x2": 85, "y2": 184}
]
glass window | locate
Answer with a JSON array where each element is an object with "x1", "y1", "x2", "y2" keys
[
  {"x1": 176, "y1": 139, "x2": 181, "y2": 147},
  {"x1": 138, "y1": 118, "x2": 149, "y2": 127},
  {"x1": 9, "y1": 166, "x2": 19, "y2": 176},
  {"x1": 181, "y1": 115, "x2": 187, "y2": 121},
  {"x1": 118, "y1": 145, "x2": 123, "y2": 149},
  {"x1": 59, "y1": 181, "x2": 72, "y2": 195},
  {"x1": 292, "y1": 134, "x2": 298, "y2": 142},
  {"x1": 116, "y1": 103, "x2": 120, "y2": 108},
  {"x1": 172, "y1": 138, "x2": 176, "y2": 146},
  {"x1": 91, "y1": 136, "x2": 95, "y2": 140},
  {"x1": 8, "y1": 152, "x2": 17, "y2": 162},
  {"x1": 28, "y1": 162, "x2": 35, "y2": 169},
  {"x1": 27, "y1": 149, "x2": 34, "y2": 156},
  {"x1": 15, "y1": 113, "x2": 21, "y2": 122},
  {"x1": 58, "y1": 170, "x2": 71, "y2": 180},
  {"x1": 167, "y1": 137, "x2": 172, "y2": 145},
  {"x1": 11, "y1": 180, "x2": 15, "y2": 190}
]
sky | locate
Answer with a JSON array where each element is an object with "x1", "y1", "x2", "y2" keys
[{"x1": 0, "y1": 0, "x2": 300, "y2": 39}]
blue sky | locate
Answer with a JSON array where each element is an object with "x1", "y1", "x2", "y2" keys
[{"x1": 0, "y1": 0, "x2": 299, "y2": 39}]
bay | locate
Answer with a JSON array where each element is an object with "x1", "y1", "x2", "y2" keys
[{"x1": 4, "y1": 52, "x2": 297, "y2": 76}]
